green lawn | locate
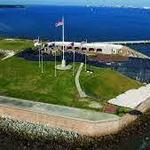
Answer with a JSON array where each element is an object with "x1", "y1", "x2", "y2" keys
[
  {"x1": 0, "y1": 56, "x2": 142, "y2": 110},
  {"x1": 80, "y1": 65, "x2": 142, "y2": 104},
  {"x1": 0, "y1": 57, "x2": 91, "y2": 109},
  {"x1": 0, "y1": 52, "x2": 6, "y2": 60},
  {"x1": 0, "y1": 38, "x2": 33, "y2": 51},
  {"x1": 0, "y1": 54, "x2": 4, "y2": 60}
]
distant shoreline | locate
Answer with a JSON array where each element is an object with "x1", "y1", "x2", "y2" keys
[{"x1": 0, "y1": 5, "x2": 25, "y2": 9}]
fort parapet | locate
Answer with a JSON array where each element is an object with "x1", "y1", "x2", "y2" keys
[{"x1": 0, "y1": 96, "x2": 149, "y2": 137}]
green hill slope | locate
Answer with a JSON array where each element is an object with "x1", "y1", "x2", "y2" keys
[
  {"x1": 80, "y1": 66, "x2": 142, "y2": 104},
  {"x1": 0, "y1": 57, "x2": 142, "y2": 110}
]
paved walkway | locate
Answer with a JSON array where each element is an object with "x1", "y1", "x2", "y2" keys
[
  {"x1": 75, "y1": 63, "x2": 87, "y2": 98},
  {"x1": 0, "y1": 95, "x2": 119, "y2": 121},
  {"x1": 0, "y1": 50, "x2": 15, "y2": 61}
]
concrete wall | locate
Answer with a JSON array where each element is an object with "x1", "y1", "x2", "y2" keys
[
  {"x1": 0, "y1": 105, "x2": 120, "y2": 137},
  {"x1": 136, "y1": 97, "x2": 150, "y2": 113},
  {"x1": 0, "y1": 97, "x2": 150, "y2": 137}
]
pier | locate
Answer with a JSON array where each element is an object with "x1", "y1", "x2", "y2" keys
[{"x1": 102, "y1": 40, "x2": 150, "y2": 45}]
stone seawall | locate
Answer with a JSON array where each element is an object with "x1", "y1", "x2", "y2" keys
[
  {"x1": 120, "y1": 46, "x2": 150, "y2": 59},
  {"x1": 136, "y1": 97, "x2": 150, "y2": 113},
  {"x1": 117, "y1": 97, "x2": 150, "y2": 133},
  {"x1": 0, "y1": 97, "x2": 150, "y2": 137}
]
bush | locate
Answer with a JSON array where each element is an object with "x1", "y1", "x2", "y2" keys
[{"x1": 117, "y1": 107, "x2": 131, "y2": 117}]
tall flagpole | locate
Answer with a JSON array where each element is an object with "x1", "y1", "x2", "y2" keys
[
  {"x1": 56, "y1": 16, "x2": 71, "y2": 71},
  {"x1": 62, "y1": 16, "x2": 65, "y2": 61}
]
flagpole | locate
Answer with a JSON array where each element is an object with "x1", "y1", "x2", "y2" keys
[
  {"x1": 85, "y1": 39, "x2": 87, "y2": 72},
  {"x1": 38, "y1": 37, "x2": 41, "y2": 68},
  {"x1": 62, "y1": 16, "x2": 65, "y2": 61},
  {"x1": 55, "y1": 17, "x2": 72, "y2": 71},
  {"x1": 85, "y1": 51, "x2": 87, "y2": 72},
  {"x1": 41, "y1": 51, "x2": 44, "y2": 74},
  {"x1": 39, "y1": 47, "x2": 41, "y2": 68},
  {"x1": 55, "y1": 49, "x2": 57, "y2": 77},
  {"x1": 73, "y1": 50, "x2": 75, "y2": 76}
]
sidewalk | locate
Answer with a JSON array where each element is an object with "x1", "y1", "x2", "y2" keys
[{"x1": 75, "y1": 63, "x2": 87, "y2": 98}]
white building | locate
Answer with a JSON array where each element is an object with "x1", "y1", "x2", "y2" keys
[{"x1": 47, "y1": 41, "x2": 123, "y2": 55}]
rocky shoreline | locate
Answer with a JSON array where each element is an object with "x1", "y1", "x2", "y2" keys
[{"x1": 0, "y1": 5, "x2": 25, "y2": 9}]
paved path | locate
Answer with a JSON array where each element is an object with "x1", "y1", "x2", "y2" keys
[
  {"x1": 0, "y1": 50, "x2": 15, "y2": 61},
  {"x1": 0, "y1": 95, "x2": 119, "y2": 121},
  {"x1": 75, "y1": 63, "x2": 87, "y2": 98}
]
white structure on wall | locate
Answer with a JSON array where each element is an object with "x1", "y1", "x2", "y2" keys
[{"x1": 109, "y1": 84, "x2": 150, "y2": 109}]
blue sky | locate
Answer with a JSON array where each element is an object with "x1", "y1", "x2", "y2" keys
[{"x1": 0, "y1": 0, "x2": 150, "y2": 7}]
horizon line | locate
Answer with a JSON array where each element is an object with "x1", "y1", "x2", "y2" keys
[{"x1": 4, "y1": 4, "x2": 150, "y2": 9}]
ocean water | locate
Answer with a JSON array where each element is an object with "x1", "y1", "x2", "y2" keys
[
  {"x1": 0, "y1": 5, "x2": 150, "y2": 42},
  {"x1": 0, "y1": 5, "x2": 150, "y2": 150},
  {"x1": 0, "y1": 5, "x2": 150, "y2": 56}
]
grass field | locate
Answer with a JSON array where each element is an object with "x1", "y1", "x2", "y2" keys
[
  {"x1": 80, "y1": 66, "x2": 142, "y2": 104},
  {"x1": 0, "y1": 56, "x2": 142, "y2": 110},
  {"x1": 0, "y1": 53, "x2": 4, "y2": 60},
  {"x1": 0, "y1": 38, "x2": 33, "y2": 51},
  {"x1": 0, "y1": 57, "x2": 90, "y2": 109}
]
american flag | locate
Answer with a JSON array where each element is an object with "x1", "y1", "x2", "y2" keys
[{"x1": 55, "y1": 20, "x2": 64, "y2": 27}]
